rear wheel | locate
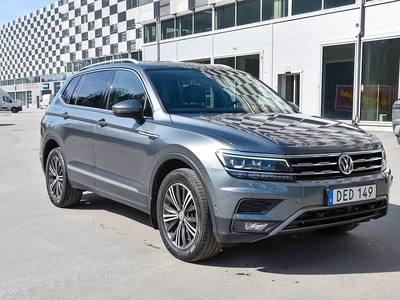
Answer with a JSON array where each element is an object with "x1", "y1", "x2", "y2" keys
[
  {"x1": 318, "y1": 222, "x2": 360, "y2": 234},
  {"x1": 45, "y1": 147, "x2": 82, "y2": 208},
  {"x1": 157, "y1": 168, "x2": 222, "y2": 262}
]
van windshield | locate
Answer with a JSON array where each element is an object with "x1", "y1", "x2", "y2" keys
[{"x1": 146, "y1": 67, "x2": 296, "y2": 114}]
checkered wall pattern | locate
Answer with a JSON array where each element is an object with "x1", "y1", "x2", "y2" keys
[{"x1": 0, "y1": 0, "x2": 152, "y2": 82}]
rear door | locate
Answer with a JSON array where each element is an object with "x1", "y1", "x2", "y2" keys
[{"x1": 58, "y1": 71, "x2": 113, "y2": 190}]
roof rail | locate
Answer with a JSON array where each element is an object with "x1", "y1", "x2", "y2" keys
[
  {"x1": 80, "y1": 59, "x2": 140, "y2": 71},
  {"x1": 212, "y1": 63, "x2": 234, "y2": 69}
]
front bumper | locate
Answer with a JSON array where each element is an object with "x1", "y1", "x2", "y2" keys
[{"x1": 208, "y1": 167, "x2": 393, "y2": 244}]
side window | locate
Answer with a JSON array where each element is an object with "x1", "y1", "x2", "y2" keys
[
  {"x1": 108, "y1": 70, "x2": 150, "y2": 115},
  {"x1": 61, "y1": 76, "x2": 80, "y2": 104},
  {"x1": 75, "y1": 71, "x2": 113, "y2": 108},
  {"x1": 3, "y1": 96, "x2": 12, "y2": 103}
]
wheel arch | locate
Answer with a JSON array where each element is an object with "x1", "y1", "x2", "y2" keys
[
  {"x1": 149, "y1": 153, "x2": 217, "y2": 237},
  {"x1": 42, "y1": 137, "x2": 61, "y2": 171}
]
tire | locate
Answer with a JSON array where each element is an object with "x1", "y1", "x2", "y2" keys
[
  {"x1": 157, "y1": 168, "x2": 222, "y2": 262},
  {"x1": 396, "y1": 136, "x2": 400, "y2": 145},
  {"x1": 45, "y1": 147, "x2": 82, "y2": 208},
  {"x1": 11, "y1": 107, "x2": 18, "y2": 113},
  {"x1": 318, "y1": 222, "x2": 360, "y2": 234}
]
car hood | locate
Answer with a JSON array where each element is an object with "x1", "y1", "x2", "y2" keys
[{"x1": 170, "y1": 113, "x2": 381, "y2": 155}]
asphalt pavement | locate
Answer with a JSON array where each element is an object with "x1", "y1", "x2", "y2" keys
[{"x1": 1, "y1": 108, "x2": 400, "y2": 300}]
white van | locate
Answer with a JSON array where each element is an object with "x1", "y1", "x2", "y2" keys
[
  {"x1": 1, "y1": 88, "x2": 22, "y2": 113},
  {"x1": 40, "y1": 94, "x2": 54, "y2": 109}
]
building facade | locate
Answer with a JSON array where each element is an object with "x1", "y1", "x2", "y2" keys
[{"x1": 1, "y1": 0, "x2": 399, "y2": 126}]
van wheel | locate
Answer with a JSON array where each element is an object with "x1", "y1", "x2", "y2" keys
[
  {"x1": 45, "y1": 147, "x2": 82, "y2": 208},
  {"x1": 157, "y1": 168, "x2": 222, "y2": 262},
  {"x1": 318, "y1": 222, "x2": 360, "y2": 233},
  {"x1": 11, "y1": 107, "x2": 18, "y2": 113}
]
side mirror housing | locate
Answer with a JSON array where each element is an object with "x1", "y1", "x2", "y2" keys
[{"x1": 112, "y1": 100, "x2": 145, "y2": 125}]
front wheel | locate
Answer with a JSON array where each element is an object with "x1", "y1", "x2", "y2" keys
[
  {"x1": 11, "y1": 107, "x2": 18, "y2": 113},
  {"x1": 157, "y1": 168, "x2": 222, "y2": 262},
  {"x1": 45, "y1": 147, "x2": 82, "y2": 208}
]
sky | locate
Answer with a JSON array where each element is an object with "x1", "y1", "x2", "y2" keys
[{"x1": 0, "y1": 0, "x2": 54, "y2": 26}]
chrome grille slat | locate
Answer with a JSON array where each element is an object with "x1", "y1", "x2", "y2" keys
[{"x1": 287, "y1": 150, "x2": 383, "y2": 180}]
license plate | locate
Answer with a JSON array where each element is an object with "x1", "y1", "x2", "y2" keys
[{"x1": 327, "y1": 184, "x2": 376, "y2": 206}]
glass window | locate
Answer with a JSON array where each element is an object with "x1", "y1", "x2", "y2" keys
[
  {"x1": 95, "y1": 10, "x2": 102, "y2": 19},
  {"x1": 214, "y1": 57, "x2": 235, "y2": 68},
  {"x1": 127, "y1": 19, "x2": 136, "y2": 30},
  {"x1": 237, "y1": 0, "x2": 260, "y2": 26},
  {"x1": 119, "y1": 32, "x2": 127, "y2": 42},
  {"x1": 160, "y1": 0, "x2": 170, "y2": 16},
  {"x1": 236, "y1": 54, "x2": 259, "y2": 78},
  {"x1": 321, "y1": 44, "x2": 355, "y2": 120},
  {"x1": 361, "y1": 39, "x2": 400, "y2": 122},
  {"x1": 161, "y1": 18, "x2": 175, "y2": 40},
  {"x1": 215, "y1": 4, "x2": 235, "y2": 30},
  {"x1": 194, "y1": 10, "x2": 212, "y2": 34},
  {"x1": 127, "y1": 0, "x2": 137, "y2": 9},
  {"x1": 61, "y1": 76, "x2": 80, "y2": 104},
  {"x1": 215, "y1": 54, "x2": 260, "y2": 78},
  {"x1": 292, "y1": 0, "x2": 321, "y2": 15},
  {"x1": 177, "y1": 14, "x2": 192, "y2": 37},
  {"x1": 76, "y1": 71, "x2": 114, "y2": 108},
  {"x1": 144, "y1": 23, "x2": 156, "y2": 43},
  {"x1": 146, "y1": 68, "x2": 294, "y2": 114},
  {"x1": 108, "y1": 70, "x2": 150, "y2": 115},
  {"x1": 324, "y1": 0, "x2": 355, "y2": 9},
  {"x1": 110, "y1": 4, "x2": 117, "y2": 14},
  {"x1": 278, "y1": 73, "x2": 300, "y2": 106},
  {"x1": 118, "y1": 12, "x2": 126, "y2": 22},
  {"x1": 262, "y1": 0, "x2": 288, "y2": 21},
  {"x1": 95, "y1": 28, "x2": 102, "y2": 37}
]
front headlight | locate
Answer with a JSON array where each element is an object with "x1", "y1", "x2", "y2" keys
[
  {"x1": 381, "y1": 147, "x2": 388, "y2": 171},
  {"x1": 216, "y1": 150, "x2": 296, "y2": 181}
]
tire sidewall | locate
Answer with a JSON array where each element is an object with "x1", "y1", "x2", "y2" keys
[
  {"x1": 157, "y1": 169, "x2": 208, "y2": 261},
  {"x1": 45, "y1": 148, "x2": 68, "y2": 207}
]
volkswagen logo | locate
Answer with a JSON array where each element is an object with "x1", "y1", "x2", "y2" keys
[{"x1": 338, "y1": 154, "x2": 353, "y2": 175}]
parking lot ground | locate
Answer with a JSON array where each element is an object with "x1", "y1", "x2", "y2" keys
[{"x1": 1, "y1": 108, "x2": 400, "y2": 300}]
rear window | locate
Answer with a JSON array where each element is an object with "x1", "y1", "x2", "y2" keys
[
  {"x1": 75, "y1": 71, "x2": 114, "y2": 108},
  {"x1": 61, "y1": 76, "x2": 80, "y2": 104}
]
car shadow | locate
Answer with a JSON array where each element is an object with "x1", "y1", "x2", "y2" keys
[
  {"x1": 73, "y1": 192, "x2": 152, "y2": 227},
  {"x1": 71, "y1": 192, "x2": 400, "y2": 274}
]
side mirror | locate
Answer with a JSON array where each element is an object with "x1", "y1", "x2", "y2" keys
[
  {"x1": 287, "y1": 101, "x2": 300, "y2": 112},
  {"x1": 112, "y1": 99, "x2": 145, "y2": 125}
]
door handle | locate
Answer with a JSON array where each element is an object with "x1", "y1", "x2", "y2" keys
[{"x1": 97, "y1": 118, "x2": 107, "y2": 127}]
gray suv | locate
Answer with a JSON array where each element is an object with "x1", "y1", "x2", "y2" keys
[{"x1": 40, "y1": 60, "x2": 393, "y2": 262}]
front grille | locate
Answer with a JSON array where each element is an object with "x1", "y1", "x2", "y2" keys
[
  {"x1": 287, "y1": 149, "x2": 383, "y2": 180},
  {"x1": 281, "y1": 198, "x2": 387, "y2": 232}
]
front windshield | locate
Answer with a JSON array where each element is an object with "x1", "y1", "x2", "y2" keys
[{"x1": 146, "y1": 66, "x2": 296, "y2": 114}]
